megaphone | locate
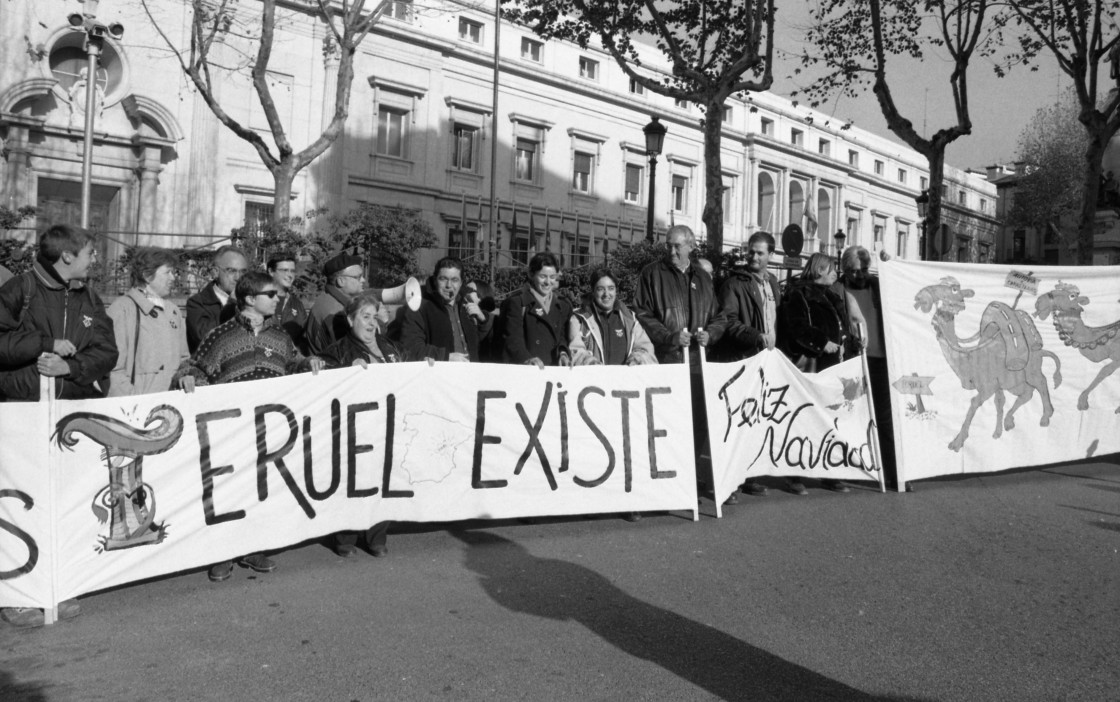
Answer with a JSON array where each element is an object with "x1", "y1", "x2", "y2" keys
[{"x1": 379, "y1": 277, "x2": 421, "y2": 311}]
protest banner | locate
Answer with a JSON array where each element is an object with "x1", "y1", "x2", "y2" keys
[
  {"x1": 0, "y1": 361, "x2": 697, "y2": 612},
  {"x1": 703, "y1": 349, "x2": 882, "y2": 514},
  {"x1": 880, "y1": 260, "x2": 1120, "y2": 484}
]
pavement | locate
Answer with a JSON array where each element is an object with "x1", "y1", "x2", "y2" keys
[{"x1": 2, "y1": 457, "x2": 1117, "y2": 702}]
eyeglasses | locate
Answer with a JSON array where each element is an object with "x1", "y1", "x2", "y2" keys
[
  {"x1": 338, "y1": 273, "x2": 365, "y2": 280},
  {"x1": 255, "y1": 290, "x2": 280, "y2": 299},
  {"x1": 221, "y1": 267, "x2": 247, "y2": 276}
]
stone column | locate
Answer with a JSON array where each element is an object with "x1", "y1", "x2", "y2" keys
[{"x1": 136, "y1": 145, "x2": 162, "y2": 235}]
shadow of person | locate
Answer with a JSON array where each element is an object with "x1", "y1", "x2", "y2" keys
[{"x1": 451, "y1": 530, "x2": 920, "y2": 701}]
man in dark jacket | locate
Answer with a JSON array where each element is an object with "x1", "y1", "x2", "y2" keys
[
  {"x1": 396, "y1": 257, "x2": 481, "y2": 362},
  {"x1": 267, "y1": 252, "x2": 308, "y2": 353},
  {"x1": 0, "y1": 224, "x2": 118, "y2": 402},
  {"x1": 633, "y1": 225, "x2": 726, "y2": 502},
  {"x1": 185, "y1": 245, "x2": 246, "y2": 353},
  {"x1": 0, "y1": 223, "x2": 116, "y2": 627},
  {"x1": 714, "y1": 231, "x2": 781, "y2": 497},
  {"x1": 305, "y1": 252, "x2": 365, "y2": 355}
]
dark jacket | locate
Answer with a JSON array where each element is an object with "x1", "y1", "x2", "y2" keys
[
  {"x1": 395, "y1": 283, "x2": 480, "y2": 362},
  {"x1": 276, "y1": 291, "x2": 309, "y2": 354},
  {"x1": 0, "y1": 259, "x2": 118, "y2": 401},
  {"x1": 185, "y1": 281, "x2": 236, "y2": 354},
  {"x1": 714, "y1": 269, "x2": 781, "y2": 361},
  {"x1": 320, "y1": 332, "x2": 413, "y2": 368},
  {"x1": 305, "y1": 285, "x2": 350, "y2": 356},
  {"x1": 632, "y1": 259, "x2": 724, "y2": 364},
  {"x1": 778, "y1": 278, "x2": 850, "y2": 371},
  {"x1": 500, "y1": 285, "x2": 573, "y2": 365}
]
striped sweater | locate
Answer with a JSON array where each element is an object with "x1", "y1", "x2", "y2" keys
[{"x1": 178, "y1": 314, "x2": 308, "y2": 387}]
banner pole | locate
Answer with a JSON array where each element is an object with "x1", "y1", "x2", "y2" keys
[
  {"x1": 41, "y1": 375, "x2": 60, "y2": 625},
  {"x1": 697, "y1": 344, "x2": 707, "y2": 522},
  {"x1": 857, "y1": 324, "x2": 886, "y2": 494}
]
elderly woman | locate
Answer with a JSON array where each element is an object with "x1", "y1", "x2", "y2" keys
[
  {"x1": 778, "y1": 252, "x2": 864, "y2": 495},
  {"x1": 318, "y1": 290, "x2": 407, "y2": 559},
  {"x1": 501, "y1": 252, "x2": 572, "y2": 367},
  {"x1": 107, "y1": 247, "x2": 190, "y2": 396},
  {"x1": 568, "y1": 269, "x2": 657, "y2": 367}
]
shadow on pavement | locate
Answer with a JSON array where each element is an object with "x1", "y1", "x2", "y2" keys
[
  {"x1": 0, "y1": 670, "x2": 49, "y2": 702},
  {"x1": 452, "y1": 529, "x2": 926, "y2": 702}
]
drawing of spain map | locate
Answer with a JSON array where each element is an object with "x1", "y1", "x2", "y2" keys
[{"x1": 398, "y1": 411, "x2": 475, "y2": 484}]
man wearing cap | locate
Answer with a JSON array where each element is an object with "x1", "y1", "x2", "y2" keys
[
  {"x1": 713, "y1": 231, "x2": 781, "y2": 498},
  {"x1": 305, "y1": 252, "x2": 365, "y2": 355},
  {"x1": 186, "y1": 245, "x2": 247, "y2": 353}
]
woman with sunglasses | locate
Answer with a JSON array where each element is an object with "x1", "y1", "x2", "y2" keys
[{"x1": 175, "y1": 271, "x2": 325, "y2": 583}]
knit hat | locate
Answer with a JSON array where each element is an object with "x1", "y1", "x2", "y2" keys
[{"x1": 323, "y1": 252, "x2": 363, "y2": 279}]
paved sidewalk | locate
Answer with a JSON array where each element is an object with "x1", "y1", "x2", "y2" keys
[{"x1": 2, "y1": 457, "x2": 1117, "y2": 701}]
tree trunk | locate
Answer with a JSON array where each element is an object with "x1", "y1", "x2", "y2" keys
[
  {"x1": 1076, "y1": 133, "x2": 1107, "y2": 265},
  {"x1": 272, "y1": 160, "x2": 296, "y2": 225},
  {"x1": 700, "y1": 98, "x2": 726, "y2": 256},
  {"x1": 923, "y1": 147, "x2": 946, "y2": 261}
]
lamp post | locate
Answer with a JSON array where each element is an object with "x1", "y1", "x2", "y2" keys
[
  {"x1": 833, "y1": 228, "x2": 846, "y2": 263},
  {"x1": 915, "y1": 189, "x2": 929, "y2": 260},
  {"x1": 643, "y1": 116, "x2": 667, "y2": 242},
  {"x1": 67, "y1": 0, "x2": 124, "y2": 230}
]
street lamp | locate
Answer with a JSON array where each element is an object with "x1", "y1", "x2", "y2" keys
[
  {"x1": 67, "y1": 0, "x2": 124, "y2": 230},
  {"x1": 643, "y1": 116, "x2": 667, "y2": 242},
  {"x1": 833, "y1": 228, "x2": 846, "y2": 261},
  {"x1": 915, "y1": 189, "x2": 930, "y2": 260}
]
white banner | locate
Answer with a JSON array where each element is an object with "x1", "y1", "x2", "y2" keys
[
  {"x1": 704, "y1": 350, "x2": 882, "y2": 513},
  {"x1": 881, "y1": 260, "x2": 1120, "y2": 483},
  {"x1": 0, "y1": 362, "x2": 698, "y2": 609}
]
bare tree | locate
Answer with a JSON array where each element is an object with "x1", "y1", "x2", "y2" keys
[
  {"x1": 1000, "y1": 0, "x2": 1120, "y2": 264},
  {"x1": 505, "y1": 0, "x2": 775, "y2": 254},
  {"x1": 140, "y1": 0, "x2": 388, "y2": 224},
  {"x1": 800, "y1": 0, "x2": 997, "y2": 259}
]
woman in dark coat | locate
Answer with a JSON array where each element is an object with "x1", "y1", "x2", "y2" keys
[
  {"x1": 320, "y1": 291, "x2": 409, "y2": 558},
  {"x1": 500, "y1": 252, "x2": 572, "y2": 367}
]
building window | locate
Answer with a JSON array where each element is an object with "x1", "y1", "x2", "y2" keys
[
  {"x1": 719, "y1": 106, "x2": 732, "y2": 122},
  {"x1": 818, "y1": 139, "x2": 831, "y2": 157},
  {"x1": 386, "y1": 0, "x2": 412, "y2": 21},
  {"x1": 671, "y1": 175, "x2": 689, "y2": 213},
  {"x1": 874, "y1": 222, "x2": 884, "y2": 246},
  {"x1": 452, "y1": 123, "x2": 478, "y2": 171},
  {"x1": 847, "y1": 215, "x2": 859, "y2": 240},
  {"x1": 722, "y1": 175, "x2": 734, "y2": 224},
  {"x1": 1013, "y1": 229, "x2": 1025, "y2": 260},
  {"x1": 791, "y1": 129, "x2": 804, "y2": 147},
  {"x1": 572, "y1": 152, "x2": 593, "y2": 193},
  {"x1": 874, "y1": 160, "x2": 884, "y2": 176},
  {"x1": 848, "y1": 150, "x2": 859, "y2": 167},
  {"x1": 376, "y1": 107, "x2": 408, "y2": 158},
  {"x1": 920, "y1": 176, "x2": 929, "y2": 190},
  {"x1": 897, "y1": 227, "x2": 908, "y2": 257},
  {"x1": 515, "y1": 138, "x2": 538, "y2": 182},
  {"x1": 520, "y1": 37, "x2": 542, "y2": 62},
  {"x1": 958, "y1": 190, "x2": 967, "y2": 205},
  {"x1": 980, "y1": 198, "x2": 988, "y2": 213},
  {"x1": 459, "y1": 18, "x2": 483, "y2": 43},
  {"x1": 897, "y1": 169, "x2": 907, "y2": 184},
  {"x1": 625, "y1": 163, "x2": 644, "y2": 204},
  {"x1": 244, "y1": 202, "x2": 274, "y2": 235},
  {"x1": 957, "y1": 240, "x2": 969, "y2": 262},
  {"x1": 579, "y1": 57, "x2": 599, "y2": 80},
  {"x1": 760, "y1": 117, "x2": 774, "y2": 136},
  {"x1": 629, "y1": 79, "x2": 644, "y2": 95},
  {"x1": 676, "y1": 98, "x2": 689, "y2": 110},
  {"x1": 448, "y1": 226, "x2": 477, "y2": 260}
]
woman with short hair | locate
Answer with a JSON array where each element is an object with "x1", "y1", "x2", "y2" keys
[
  {"x1": 107, "y1": 247, "x2": 189, "y2": 396},
  {"x1": 568, "y1": 268, "x2": 657, "y2": 367},
  {"x1": 500, "y1": 252, "x2": 572, "y2": 367}
]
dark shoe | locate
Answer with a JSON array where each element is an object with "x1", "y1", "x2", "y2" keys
[
  {"x1": 822, "y1": 479, "x2": 851, "y2": 493},
  {"x1": 238, "y1": 553, "x2": 276, "y2": 573},
  {"x1": 741, "y1": 481, "x2": 768, "y2": 497},
  {"x1": 335, "y1": 543, "x2": 357, "y2": 558},
  {"x1": 370, "y1": 545, "x2": 388, "y2": 558},
  {"x1": 623, "y1": 512, "x2": 642, "y2": 522},
  {"x1": 723, "y1": 492, "x2": 740, "y2": 506},
  {"x1": 208, "y1": 561, "x2": 234, "y2": 582},
  {"x1": 787, "y1": 480, "x2": 808, "y2": 496},
  {"x1": 2, "y1": 607, "x2": 44, "y2": 628},
  {"x1": 58, "y1": 599, "x2": 80, "y2": 621}
]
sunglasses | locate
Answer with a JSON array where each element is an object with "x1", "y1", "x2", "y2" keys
[{"x1": 255, "y1": 290, "x2": 280, "y2": 299}]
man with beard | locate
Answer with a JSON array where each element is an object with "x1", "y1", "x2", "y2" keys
[
  {"x1": 713, "y1": 231, "x2": 781, "y2": 497},
  {"x1": 832, "y1": 245, "x2": 900, "y2": 490}
]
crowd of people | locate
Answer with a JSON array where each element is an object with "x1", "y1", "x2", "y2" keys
[{"x1": 0, "y1": 222, "x2": 893, "y2": 627}]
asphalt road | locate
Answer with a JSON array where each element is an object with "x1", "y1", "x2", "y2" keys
[{"x1": 2, "y1": 457, "x2": 1118, "y2": 702}]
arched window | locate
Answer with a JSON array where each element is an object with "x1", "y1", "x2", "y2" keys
[{"x1": 757, "y1": 171, "x2": 775, "y2": 232}]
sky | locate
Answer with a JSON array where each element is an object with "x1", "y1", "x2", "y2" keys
[{"x1": 771, "y1": 2, "x2": 1069, "y2": 172}]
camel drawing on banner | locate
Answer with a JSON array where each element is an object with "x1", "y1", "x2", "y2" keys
[
  {"x1": 1035, "y1": 282, "x2": 1120, "y2": 413},
  {"x1": 914, "y1": 277, "x2": 1062, "y2": 452},
  {"x1": 52, "y1": 405, "x2": 184, "y2": 552}
]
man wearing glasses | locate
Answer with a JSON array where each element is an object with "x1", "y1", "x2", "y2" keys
[
  {"x1": 186, "y1": 245, "x2": 248, "y2": 353},
  {"x1": 305, "y1": 252, "x2": 365, "y2": 355},
  {"x1": 268, "y1": 252, "x2": 308, "y2": 353}
]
